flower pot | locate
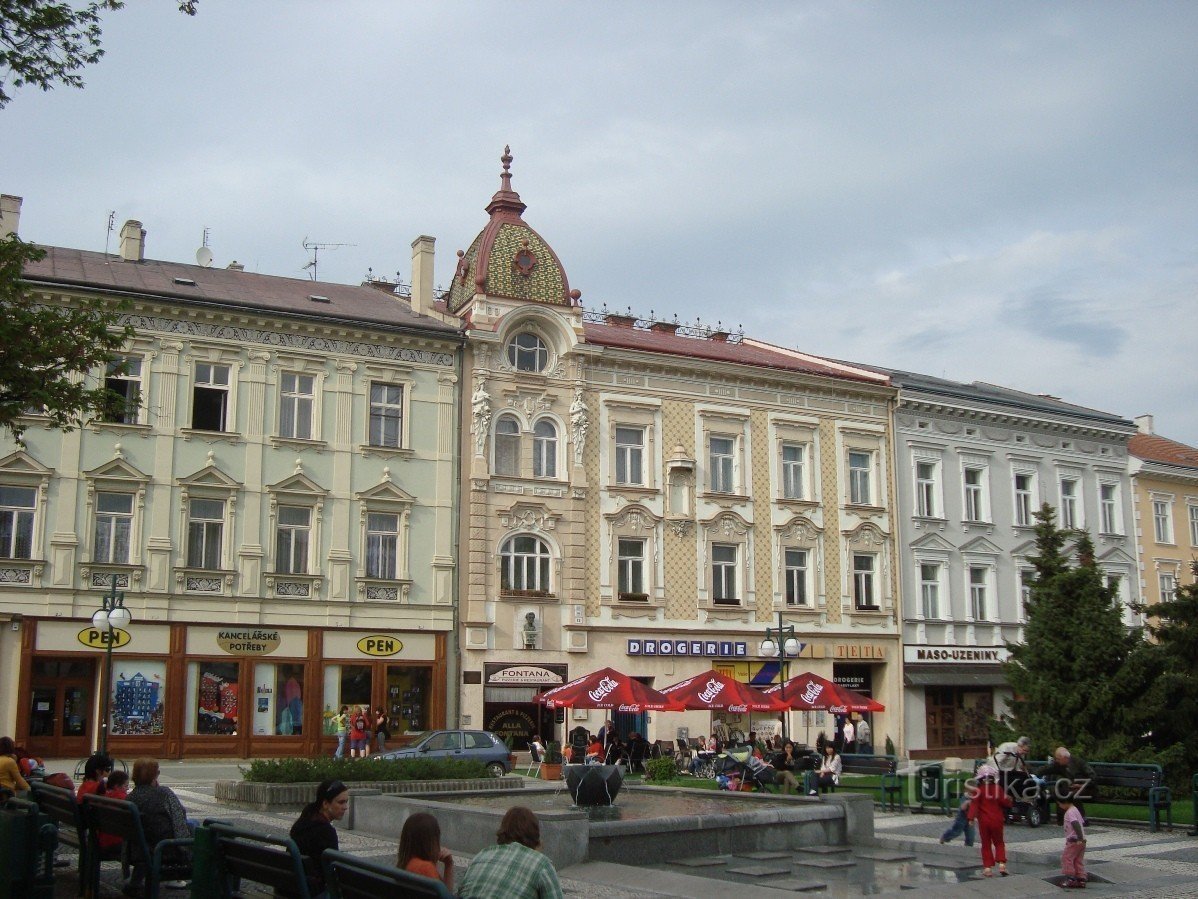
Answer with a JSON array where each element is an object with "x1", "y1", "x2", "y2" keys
[{"x1": 540, "y1": 763, "x2": 562, "y2": 781}]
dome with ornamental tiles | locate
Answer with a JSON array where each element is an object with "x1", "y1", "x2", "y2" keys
[{"x1": 446, "y1": 147, "x2": 580, "y2": 314}]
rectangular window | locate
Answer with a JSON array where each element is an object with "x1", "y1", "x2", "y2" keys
[
  {"x1": 192, "y1": 362, "x2": 230, "y2": 432},
  {"x1": 279, "y1": 372, "x2": 315, "y2": 440},
  {"x1": 920, "y1": 562, "x2": 940, "y2": 618},
  {"x1": 963, "y1": 467, "x2": 986, "y2": 522},
  {"x1": 1153, "y1": 500, "x2": 1173, "y2": 544},
  {"x1": 252, "y1": 662, "x2": 305, "y2": 736},
  {"x1": 614, "y1": 427, "x2": 644, "y2": 485},
  {"x1": 366, "y1": 512, "x2": 399, "y2": 579},
  {"x1": 369, "y1": 382, "x2": 404, "y2": 448},
  {"x1": 1059, "y1": 478, "x2": 1079, "y2": 528},
  {"x1": 969, "y1": 566, "x2": 988, "y2": 620},
  {"x1": 0, "y1": 486, "x2": 36, "y2": 560},
  {"x1": 275, "y1": 505, "x2": 311, "y2": 574},
  {"x1": 915, "y1": 462, "x2": 937, "y2": 517},
  {"x1": 781, "y1": 443, "x2": 805, "y2": 500},
  {"x1": 709, "y1": 436, "x2": 735, "y2": 494},
  {"x1": 1100, "y1": 484, "x2": 1119, "y2": 534},
  {"x1": 1190, "y1": 504, "x2": 1198, "y2": 547},
  {"x1": 103, "y1": 356, "x2": 142, "y2": 424},
  {"x1": 1159, "y1": 572, "x2": 1177, "y2": 603},
  {"x1": 532, "y1": 422, "x2": 557, "y2": 479},
  {"x1": 109, "y1": 659, "x2": 166, "y2": 736},
  {"x1": 186, "y1": 659, "x2": 239, "y2": 735},
  {"x1": 94, "y1": 492, "x2": 134, "y2": 564},
  {"x1": 1014, "y1": 473, "x2": 1033, "y2": 526},
  {"x1": 617, "y1": 538, "x2": 646, "y2": 599},
  {"x1": 784, "y1": 548, "x2": 809, "y2": 607},
  {"x1": 848, "y1": 452, "x2": 872, "y2": 505},
  {"x1": 711, "y1": 543, "x2": 738, "y2": 605},
  {"x1": 186, "y1": 498, "x2": 224, "y2": 569},
  {"x1": 852, "y1": 553, "x2": 877, "y2": 610}
]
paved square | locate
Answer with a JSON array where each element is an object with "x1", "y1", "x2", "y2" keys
[{"x1": 725, "y1": 862, "x2": 794, "y2": 877}]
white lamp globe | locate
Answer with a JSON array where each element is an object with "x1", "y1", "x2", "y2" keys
[
  {"x1": 783, "y1": 637, "x2": 801, "y2": 656},
  {"x1": 108, "y1": 605, "x2": 132, "y2": 629},
  {"x1": 92, "y1": 609, "x2": 110, "y2": 629},
  {"x1": 760, "y1": 638, "x2": 778, "y2": 657}
]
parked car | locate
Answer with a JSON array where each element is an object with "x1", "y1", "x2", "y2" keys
[{"x1": 379, "y1": 729, "x2": 513, "y2": 776}]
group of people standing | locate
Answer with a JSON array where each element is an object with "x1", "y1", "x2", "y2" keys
[{"x1": 331, "y1": 705, "x2": 391, "y2": 759}]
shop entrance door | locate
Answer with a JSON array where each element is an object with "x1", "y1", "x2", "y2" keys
[{"x1": 27, "y1": 657, "x2": 97, "y2": 758}]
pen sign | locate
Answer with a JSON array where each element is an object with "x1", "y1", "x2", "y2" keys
[
  {"x1": 77, "y1": 627, "x2": 131, "y2": 649},
  {"x1": 357, "y1": 635, "x2": 403, "y2": 657}
]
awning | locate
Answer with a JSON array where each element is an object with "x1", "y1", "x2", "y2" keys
[{"x1": 904, "y1": 666, "x2": 1009, "y2": 687}]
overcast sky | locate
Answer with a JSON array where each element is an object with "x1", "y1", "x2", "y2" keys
[{"x1": 6, "y1": 2, "x2": 1196, "y2": 443}]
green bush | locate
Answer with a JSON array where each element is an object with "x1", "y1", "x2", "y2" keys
[
  {"x1": 645, "y1": 757, "x2": 676, "y2": 782},
  {"x1": 884, "y1": 735, "x2": 896, "y2": 757},
  {"x1": 242, "y1": 756, "x2": 488, "y2": 784}
]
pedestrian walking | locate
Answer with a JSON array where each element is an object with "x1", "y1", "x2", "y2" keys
[
  {"x1": 350, "y1": 706, "x2": 369, "y2": 758},
  {"x1": 333, "y1": 705, "x2": 349, "y2": 759},
  {"x1": 375, "y1": 707, "x2": 390, "y2": 754},
  {"x1": 939, "y1": 781, "x2": 977, "y2": 847},
  {"x1": 1059, "y1": 795, "x2": 1087, "y2": 888},
  {"x1": 967, "y1": 764, "x2": 1012, "y2": 877},
  {"x1": 856, "y1": 717, "x2": 872, "y2": 754},
  {"x1": 843, "y1": 718, "x2": 856, "y2": 754}
]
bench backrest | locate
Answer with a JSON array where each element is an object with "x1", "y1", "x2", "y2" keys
[
  {"x1": 81, "y1": 794, "x2": 150, "y2": 855},
  {"x1": 839, "y1": 754, "x2": 897, "y2": 775},
  {"x1": 29, "y1": 782, "x2": 83, "y2": 840},
  {"x1": 209, "y1": 823, "x2": 310, "y2": 898},
  {"x1": 322, "y1": 849, "x2": 454, "y2": 899},
  {"x1": 1089, "y1": 762, "x2": 1162, "y2": 792}
]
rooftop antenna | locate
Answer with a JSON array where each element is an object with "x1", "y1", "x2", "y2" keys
[
  {"x1": 104, "y1": 211, "x2": 115, "y2": 256},
  {"x1": 195, "y1": 227, "x2": 213, "y2": 267},
  {"x1": 302, "y1": 237, "x2": 356, "y2": 281}
]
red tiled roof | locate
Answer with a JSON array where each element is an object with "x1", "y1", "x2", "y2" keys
[
  {"x1": 1130, "y1": 433, "x2": 1198, "y2": 469},
  {"x1": 582, "y1": 323, "x2": 889, "y2": 386},
  {"x1": 23, "y1": 247, "x2": 461, "y2": 336}
]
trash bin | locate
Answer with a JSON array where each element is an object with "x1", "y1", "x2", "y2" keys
[
  {"x1": 0, "y1": 799, "x2": 56, "y2": 899},
  {"x1": 919, "y1": 763, "x2": 943, "y2": 804}
]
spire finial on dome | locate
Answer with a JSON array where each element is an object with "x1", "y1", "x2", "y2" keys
[
  {"x1": 499, "y1": 145, "x2": 515, "y2": 193},
  {"x1": 486, "y1": 142, "x2": 526, "y2": 218}
]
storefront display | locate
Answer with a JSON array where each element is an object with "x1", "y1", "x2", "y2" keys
[
  {"x1": 110, "y1": 660, "x2": 166, "y2": 736},
  {"x1": 253, "y1": 662, "x2": 305, "y2": 736}
]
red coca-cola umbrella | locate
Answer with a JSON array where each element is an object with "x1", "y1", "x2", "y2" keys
[
  {"x1": 533, "y1": 666, "x2": 681, "y2": 712},
  {"x1": 658, "y1": 669, "x2": 788, "y2": 713},
  {"x1": 763, "y1": 671, "x2": 885, "y2": 713}
]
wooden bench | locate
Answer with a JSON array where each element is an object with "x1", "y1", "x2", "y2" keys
[
  {"x1": 30, "y1": 782, "x2": 125, "y2": 895},
  {"x1": 81, "y1": 794, "x2": 192, "y2": 899},
  {"x1": 194, "y1": 822, "x2": 311, "y2": 899},
  {"x1": 0, "y1": 797, "x2": 57, "y2": 899},
  {"x1": 1083, "y1": 762, "x2": 1172, "y2": 832},
  {"x1": 832, "y1": 754, "x2": 904, "y2": 811},
  {"x1": 322, "y1": 849, "x2": 455, "y2": 899}
]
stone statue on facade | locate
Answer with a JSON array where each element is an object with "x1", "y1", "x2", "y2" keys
[
  {"x1": 570, "y1": 387, "x2": 588, "y2": 466},
  {"x1": 471, "y1": 375, "x2": 491, "y2": 457}
]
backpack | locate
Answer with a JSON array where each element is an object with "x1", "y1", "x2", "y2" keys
[{"x1": 354, "y1": 714, "x2": 367, "y2": 732}]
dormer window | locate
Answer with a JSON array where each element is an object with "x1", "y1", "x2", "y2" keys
[{"x1": 507, "y1": 332, "x2": 548, "y2": 373}]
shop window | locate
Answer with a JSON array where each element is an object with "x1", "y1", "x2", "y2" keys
[
  {"x1": 186, "y1": 660, "x2": 240, "y2": 735},
  {"x1": 94, "y1": 492, "x2": 134, "y2": 564},
  {"x1": 252, "y1": 662, "x2": 305, "y2": 736},
  {"x1": 109, "y1": 660, "x2": 166, "y2": 736},
  {"x1": 386, "y1": 666, "x2": 431, "y2": 735},
  {"x1": 0, "y1": 485, "x2": 37, "y2": 559},
  {"x1": 102, "y1": 356, "x2": 143, "y2": 424},
  {"x1": 322, "y1": 664, "x2": 373, "y2": 731}
]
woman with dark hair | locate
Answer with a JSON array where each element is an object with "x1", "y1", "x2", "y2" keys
[
  {"x1": 374, "y1": 707, "x2": 390, "y2": 754},
  {"x1": 810, "y1": 743, "x2": 842, "y2": 795},
  {"x1": 458, "y1": 806, "x2": 562, "y2": 898},
  {"x1": 397, "y1": 812, "x2": 454, "y2": 892},
  {"x1": 76, "y1": 752, "x2": 113, "y2": 801},
  {"x1": 0, "y1": 736, "x2": 30, "y2": 797},
  {"x1": 284, "y1": 779, "x2": 348, "y2": 898}
]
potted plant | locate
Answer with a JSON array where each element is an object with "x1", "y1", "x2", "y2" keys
[{"x1": 540, "y1": 741, "x2": 563, "y2": 781}]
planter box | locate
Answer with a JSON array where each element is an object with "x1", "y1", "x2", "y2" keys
[
  {"x1": 214, "y1": 776, "x2": 524, "y2": 811},
  {"x1": 540, "y1": 763, "x2": 563, "y2": 781}
]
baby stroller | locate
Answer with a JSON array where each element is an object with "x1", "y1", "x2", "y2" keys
[
  {"x1": 979, "y1": 758, "x2": 1048, "y2": 827},
  {"x1": 713, "y1": 744, "x2": 775, "y2": 792}
]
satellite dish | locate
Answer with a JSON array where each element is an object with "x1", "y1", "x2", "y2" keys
[{"x1": 196, "y1": 246, "x2": 214, "y2": 267}]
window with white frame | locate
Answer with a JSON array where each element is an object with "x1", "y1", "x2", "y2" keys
[
  {"x1": 709, "y1": 435, "x2": 735, "y2": 494},
  {"x1": 784, "y1": 548, "x2": 809, "y2": 607},
  {"x1": 781, "y1": 443, "x2": 805, "y2": 500},
  {"x1": 1014, "y1": 472, "x2": 1034, "y2": 526},
  {"x1": 614, "y1": 427, "x2": 644, "y2": 486},
  {"x1": 1153, "y1": 499, "x2": 1173, "y2": 544},
  {"x1": 852, "y1": 553, "x2": 878, "y2": 609},
  {"x1": 0, "y1": 486, "x2": 36, "y2": 560},
  {"x1": 275, "y1": 505, "x2": 311, "y2": 574},
  {"x1": 848, "y1": 451, "x2": 872, "y2": 505},
  {"x1": 617, "y1": 538, "x2": 646, "y2": 600},
  {"x1": 915, "y1": 461, "x2": 938, "y2": 517},
  {"x1": 919, "y1": 562, "x2": 940, "y2": 618},
  {"x1": 1158, "y1": 571, "x2": 1178, "y2": 604},
  {"x1": 102, "y1": 356, "x2": 142, "y2": 424},
  {"x1": 366, "y1": 512, "x2": 400, "y2": 579},
  {"x1": 94, "y1": 492, "x2": 134, "y2": 564},
  {"x1": 500, "y1": 535, "x2": 552, "y2": 593},
  {"x1": 186, "y1": 497, "x2": 225, "y2": 569},
  {"x1": 192, "y1": 362, "x2": 231, "y2": 432},
  {"x1": 279, "y1": 372, "x2": 316, "y2": 440},
  {"x1": 494, "y1": 415, "x2": 521, "y2": 477},
  {"x1": 711, "y1": 543, "x2": 739, "y2": 605},
  {"x1": 1099, "y1": 483, "x2": 1119, "y2": 534},
  {"x1": 1059, "y1": 478, "x2": 1080, "y2": 528},
  {"x1": 506, "y1": 332, "x2": 548, "y2": 373},
  {"x1": 1190, "y1": 504, "x2": 1198, "y2": 547},
  {"x1": 368, "y1": 382, "x2": 404, "y2": 448},
  {"x1": 1019, "y1": 568, "x2": 1035, "y2": 619},
  {"x1": 969, "y1": 566, "x2": 989, "y2": 620},
  {"x1": 963, "y1": 467, "x2": 987, "y2": 522},
  {"x1": 532, "y1": 420, "x2": 558, "y2": 479}
]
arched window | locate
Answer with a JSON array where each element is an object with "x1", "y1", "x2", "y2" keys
[
  {"x1": 494, "y1": 415, "x2": 521, "y2": 477},
  {"x1": 507, "y1": 332, "x2": 548, "y2": 373},
  {"x1": 500, "y1": 535, "x2": 552, "y2": 593},
  {"x1": 532, "y1": 419, "x2": 557, "y2": 478}
]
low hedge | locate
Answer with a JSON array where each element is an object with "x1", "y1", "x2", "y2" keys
[{"x1": 242, "y1": 756, "x2": 488, "y2": 784}]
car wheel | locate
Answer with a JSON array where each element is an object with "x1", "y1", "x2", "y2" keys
[
  {"x1": 486, "y1": 761, "x2": 506, "y2": 778},
  {"x1": 1026, "y1": 804, "x2": 1043, "y2": 828}
]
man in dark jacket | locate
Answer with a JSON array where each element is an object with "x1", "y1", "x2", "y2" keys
[{"x1": 1038, "y1": 746, "x2": 1096, "y2": 823}]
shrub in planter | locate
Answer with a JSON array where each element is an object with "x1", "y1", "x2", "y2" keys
[
  {"x1": 242, "y1": 756, "x2": 487, "y2": 784},
  {"x1": 645, "y1": 757, "x2": 676, "y2": 782}
]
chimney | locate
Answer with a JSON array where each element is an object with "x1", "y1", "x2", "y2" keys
[
  {"x1": 119, "y1": 220, "x2": 145, "y2": 262},
  {"x1": 0, "y1": 195, "x2": 21, "y2": 238},
  {"x1": 226, "y1": 261, "x2": 245, "y2": 272},
  {"x1": 410, "y1": 235, "x2": 435, "y2": 317},
  {"x1": 1135, "y1": 414, "x2": 1154, "y2": 435}
]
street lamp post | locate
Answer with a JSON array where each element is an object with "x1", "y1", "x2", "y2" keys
[
  {"x1": 759, "y1": 611, "x2": 802, "y2": 746},
  {"x1": 92, "y1": 574, "x2": 132, "y2": 755}
]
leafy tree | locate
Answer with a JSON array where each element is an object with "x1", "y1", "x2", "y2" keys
[
  {"x1": 0, "y1": 233, "x2": 134, "y2": 440},
  {"x1": 1003, "y1": 504, "x2": 1146, "y2": 760},
  {"x1": 0, "y1": 0, "x2": 197, "y2": 109}
]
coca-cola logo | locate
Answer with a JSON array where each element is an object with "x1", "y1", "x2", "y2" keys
[
  {"x1": 726, "y1": 704, "x2": 748, "y2": 713},
  {"x1": 616, "y1": 704, "x2": 639, "y2": 712},
  {"x1": 697, "y1": 678, "x2": 726, "y2": 704},
  {"x1": 800, "y1": 682, "x2": 823, "y2": 704},
  {"x1": 588, "y1": 675, "x2": 619, "y2": 703}
]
